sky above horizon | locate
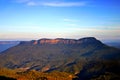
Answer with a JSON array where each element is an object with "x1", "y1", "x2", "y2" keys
[{"x1": 0, "y1": 0, "x2": 120, "y2": 41}]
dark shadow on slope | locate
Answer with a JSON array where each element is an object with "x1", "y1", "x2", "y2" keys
[
  {"x1": 75, "y1": 61, "x2": 106, "y2": 80},
  {"x1": 0, "y1": 76, "x2": 16, "y2": 80}
]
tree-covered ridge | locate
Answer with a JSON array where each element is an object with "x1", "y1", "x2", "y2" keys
[
  {"x1": 0, "y1": 67, "x2": 120, "y2": 80},
  {"x1": 0, "y1": 68, "x2": 76, "y2": 80}
]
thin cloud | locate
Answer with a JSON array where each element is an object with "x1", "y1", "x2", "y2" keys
[
  {"x1": 42, "y1": 2, "x2": 86, "y2": 7},
  {"x1": 13, "y1": 0, "x2": 87, "y2": 7},
  {"x1": 27, "y1": 1, "x2": 37, "y2": 6},
  {"x1": 63, "y1": 19, "x2": 79, "y2": 22}
]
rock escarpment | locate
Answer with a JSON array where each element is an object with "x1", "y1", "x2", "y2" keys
[{"x1": 20, "y1": 37, "x2": 102, "y2": 45}]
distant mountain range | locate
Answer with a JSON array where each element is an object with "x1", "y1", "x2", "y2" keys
[
  {"x1": 105, "y1": 42, "x2": 120, "y2": 49},
  {"x1": 0, "y1": 41, "x2": 19, "y2": 53},
  {"x1": 0, "y1": 37, "x2": 120, "y2": 80}
]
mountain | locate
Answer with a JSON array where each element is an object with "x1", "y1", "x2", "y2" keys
[
  {"x1": 0, "y1": 37, "x2": 120, "y2": 80},
  {"x1": 0, "y1": 41, "x2": 19, "y2": 53}
]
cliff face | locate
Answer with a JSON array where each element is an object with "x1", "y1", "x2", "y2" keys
[
  {"x1": 39, "y1": 39, "x2": 77, "y2": 44},
  {"x1": 20, "y1": 37, "x2": 102, "y2": 45}
]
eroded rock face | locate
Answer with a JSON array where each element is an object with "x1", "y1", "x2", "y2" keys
[
  {"x1": 33, "y1": 40, "x2": 38, "y2": 45},
  {"x1": 39, "y1": 39, "x2": 78, "y2": 44},
  {"x1": 40, "y1": 39, "x2": 60, "y2": 44},
  {"x1": 20, "y1": 37, "x2": 101, "y2": 45}
]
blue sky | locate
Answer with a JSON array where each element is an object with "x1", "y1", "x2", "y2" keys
[{"x1": 0, "y1": 0, "x2": 120, "y2": 41}]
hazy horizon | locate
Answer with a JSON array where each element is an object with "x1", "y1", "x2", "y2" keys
[{"x1": 0, "y1": 37, "x2": 120, "y2": 43}]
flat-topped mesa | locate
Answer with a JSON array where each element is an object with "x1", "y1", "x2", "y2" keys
[
  {"x1": 38, "y1": 38, "x2": 77, "y2": 44},
  {"x1": 20, "y1": 37, "x2": 102, "y2": 45},
  {"x1": 38, "y1": 37, "x2": 101, "y2": 44}
]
